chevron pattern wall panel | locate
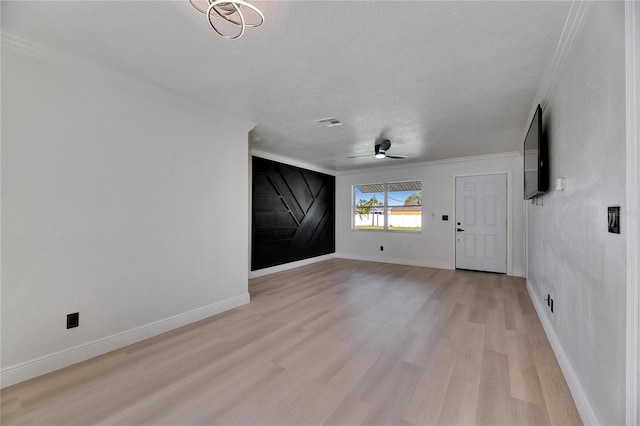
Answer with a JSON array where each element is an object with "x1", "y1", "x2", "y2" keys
[{"x1": 252, "y1": 157, "x2": 335, "y2": 271}]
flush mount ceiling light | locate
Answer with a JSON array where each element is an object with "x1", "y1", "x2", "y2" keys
[{"x1": 188, "y1": 0, "x2": 264, "y2": 40}]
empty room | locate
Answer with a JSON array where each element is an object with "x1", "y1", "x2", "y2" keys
[{"x1": 1, "y1": 1, "x2": 639, "y2": 425}]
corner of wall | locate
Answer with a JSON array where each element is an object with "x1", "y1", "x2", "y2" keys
[
  {"x1": 625, "y1": 1, "x2": 640, "y2": 424},
  {"x1": 249, "y1": 254, "x2": 335, "y2": 278}
]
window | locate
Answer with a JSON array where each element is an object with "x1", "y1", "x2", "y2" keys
[
  {"x1": 353, "y1": 184, "x2": 385, "y2": 230},
  {"x1": 353, "y1": 181, "x2": 422, "y2": 232}
]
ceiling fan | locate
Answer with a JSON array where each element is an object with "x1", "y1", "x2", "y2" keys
[{"x1": 348, "y1": 139, "x2": 408, "y2": 160}]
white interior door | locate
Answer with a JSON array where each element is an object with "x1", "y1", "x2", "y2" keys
[{"x1": 455, "y1": 174, "x2": 507, "y2": 273}]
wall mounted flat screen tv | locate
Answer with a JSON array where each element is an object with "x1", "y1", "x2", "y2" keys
[{"x1": 524, "y1": 104, "x2": 549, "y2": 199}]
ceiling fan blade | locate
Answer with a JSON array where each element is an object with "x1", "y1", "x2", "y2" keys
[
  {"x1": 347, "y1": 154, "x2": 372, "y2": 158},
  {"x1": 385, "y1": 154, "x2": 407, "y2": 159},
  {"x1": 379, "y1": 139, "x2": 392, "y2": 151}
]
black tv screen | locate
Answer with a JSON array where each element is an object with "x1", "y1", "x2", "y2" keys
[{"x1": 524, "y1": 105, "x2": 548, "y2": 199}]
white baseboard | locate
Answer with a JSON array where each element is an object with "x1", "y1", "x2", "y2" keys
[
  {"x1": 249, "y1": 254, "x2": 335, "y2": 278},
  {"x1": 512, "y1": 268, "x2": 524, "y2": 278},
  {"x1": 335, "y1": 253, "x2": 522, "y2": 277},
  {"x1": 526, "y1": 281, "x2": 599, "y2": 426},
  {"x1": 0, "y1": 293, "x2": 250, "y2": 388},
  {"x1": 334, "y1": 252, "x2": 452, "y2": 270}
]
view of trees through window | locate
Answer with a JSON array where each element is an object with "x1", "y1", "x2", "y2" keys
[{"x1": 353, "y1": 181, "x2": 422, "y2": 231}]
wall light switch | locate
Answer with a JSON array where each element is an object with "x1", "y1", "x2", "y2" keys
[
  {"x1": 67, "y1": 312, "x2": 79, "y2": 329},
  {"x1": 608, "y1": 206, "x2": 620, "y2": 234},
  {"x1": 555, "y1": 177, "x2": 565, "y2": 191}
]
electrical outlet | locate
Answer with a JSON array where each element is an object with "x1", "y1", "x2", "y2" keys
[
  {"x1": 67, "y1": 312, "x2": 79, "y2": 329},
  {"x1": 380, "y1": 246, "x2": 384, "y2": 252}
]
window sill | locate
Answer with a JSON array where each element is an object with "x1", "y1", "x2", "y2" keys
[{"x1": 351, "y1": 229, "x2": 422, "y2": 234}]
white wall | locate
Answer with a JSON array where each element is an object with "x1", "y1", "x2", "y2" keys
[
  {"x1": 336, "y1": 153, "x2": 524, "y2": 276},
  {"x1": 526, "y1": 2, "x2": 626, "y2": 424},
  {"x1": 1, "y1": 42, "x2": 253, "y2": 385}
]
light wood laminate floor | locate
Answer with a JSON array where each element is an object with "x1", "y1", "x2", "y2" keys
[{"x1": 1, "y1": 259, "x2": 582, "y2": 425}]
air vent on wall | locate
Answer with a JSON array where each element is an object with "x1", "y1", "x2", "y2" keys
[{"x1": 315, "y1": 117, "x2": 343, "y2": 127}]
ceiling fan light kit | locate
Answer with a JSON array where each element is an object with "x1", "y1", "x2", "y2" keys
[
  {"x1": 188, "y1": 0, "x2": 264, "y2": 40},
  {"x1": 349, "y1": 139, "x2": 408, "y2": 160},
  {"x1": 375, "y1": 140, "x2": 407, "y2": 159}
]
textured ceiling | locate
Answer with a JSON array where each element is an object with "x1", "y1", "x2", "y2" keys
[{"x1": 1, "y1": 1, "x2": 571, "y2": 171}]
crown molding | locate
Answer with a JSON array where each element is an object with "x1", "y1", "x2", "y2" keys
[
  {"x1": 250, "y1": 149, "x2": 520, "y2": 177},
  {"x1": 1, "y1": 31, "x2": 255, "y2": 132},
  {"x1": 251, "y1": 149, "x2": 336, "y2": 176},
  {"x1": 521, "y1": 0, "x2": 593, "y2": 147},
  {"x1": 335, "y1": 151, "x2": 521, "y2": 176},
  {"x1": 2, "y1": 31, "x2": 52, "y2": 60}
]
